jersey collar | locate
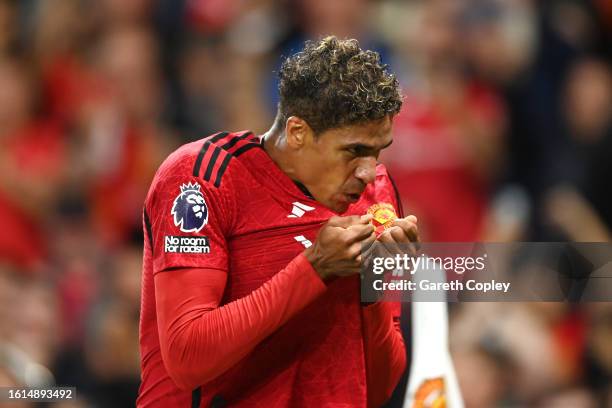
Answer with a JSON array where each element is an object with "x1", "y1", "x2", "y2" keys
[{"x1": 242, "y1": 135, "x2": 321, "y2": 204}]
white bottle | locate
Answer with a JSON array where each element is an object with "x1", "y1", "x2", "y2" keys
[{"x1": 403, "y1": 260, "x2": 464, "y2": 408}]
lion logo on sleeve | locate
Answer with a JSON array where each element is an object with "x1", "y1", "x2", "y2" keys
[{"x1": 171, "y1": 182, "x2": 209, "y2": 233}]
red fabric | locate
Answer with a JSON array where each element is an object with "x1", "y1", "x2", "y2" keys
[
  {"x1": 154, "y1": 254, "x2": 326, "y2": 390},
  {"x1": 138, "y1": 131, "x2": 406, "y2": 407},
  {"x1": 362, "y1": 302, "x2": 406, "y2": 408}
]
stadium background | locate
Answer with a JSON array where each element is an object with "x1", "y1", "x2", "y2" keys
[{"x1": 0, "y1": 0, "x2": 610, "y2": 406}]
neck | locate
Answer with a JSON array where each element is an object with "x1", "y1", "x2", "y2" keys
[{"x1": 262, "y1": 122, "x2": 299, "y2": 181}]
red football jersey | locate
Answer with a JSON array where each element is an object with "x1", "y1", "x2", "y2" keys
[{"x1": 138, "y1": 131, "x2": 405, "y2": 407}]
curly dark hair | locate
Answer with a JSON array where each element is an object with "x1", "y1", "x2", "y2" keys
[{"x1": 277, "y1": 36, "x2": 403, "y2": 134}]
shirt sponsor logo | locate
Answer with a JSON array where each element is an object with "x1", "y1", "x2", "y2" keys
[
  {"x1": 172, "y1": 182, "x2": 208, "y2": 233},
  {"x1": 287, "y1": 202, "x2": 315, "y2": 218},
  {"x1": 164, "y1": 235, "x2": 210, "y2": 254}
]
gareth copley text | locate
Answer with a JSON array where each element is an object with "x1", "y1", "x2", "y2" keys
[{"x1": 372, "y1": 279, "x2": 511, "y2": 294}]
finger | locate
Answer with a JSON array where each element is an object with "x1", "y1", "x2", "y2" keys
[
  {"x1": 405, "y1": 215, "x2": 418, "y2": 223},
  {"x1": 365, "y1": 239, "x2": 393, "y2": 258},
  {"x1": 360, "y1": 230, "x2": 377, "y2": 250},
  {"x1": 339, "y1": 257, "x2": 362, "y2": 274},
  {"x1": 392, "y1": 219, "x2": 420, "y2": 243},
  {"x1": 391, "y1": 226, "x2": 415, "y2": 244},
  {"x1": 348, "y1": 231, "x2": 376, "y2": 257},
  {"x1": 345, "y1": 223, "x2": 375, "y2": 243},
  {"x1": 359, "y1": 214, "x2": 374, "y2": 224},
  {"x1": 376, "y1": 228, "x2": 406, "y2": 256},
  {"x1": 346, "y1": 242, "x2": 362, "y2": 259},
  {"x1": 381, "y1": 226, "x2": 406, "y2": 243},
  {"x1": 376, "y1": 228, "x2": 398, "y2": 244},
  {"x1": 392, "y1": 229, "x2": 420, "y2": 256},
  {"x1": 389, "y1": 224, "x2": 421, "y2": 253},
  {"x1": 328, "y1": 215, "x2": 367, "y2": 228},
  {"x1": 390, "y1": 223, "x2": 420, "y2": 253},
  {"x1": 359, "y1": 232, "x2": 379, "y2": 262},
  {"x1": 393, "y1": 217, "x2": 417, "y2": 230},
  {"x1": 352, "y1": 230, "x2": 377, "y2": 255}
]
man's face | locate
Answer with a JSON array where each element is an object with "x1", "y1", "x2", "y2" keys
[{"x1": 293, "y1": 116, "x2": 393, "y2": 213}]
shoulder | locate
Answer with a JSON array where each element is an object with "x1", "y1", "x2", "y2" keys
[
  {"x1": 145, "y1": 131, "x2": 260, "y2": 229},
  {"x1": 149, "y1": 131, "x2": 259, "y2": 196}
]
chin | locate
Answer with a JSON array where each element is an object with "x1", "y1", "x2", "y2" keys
[
  {"x1": 320, "y1": 200, "x2": 347, "y2": 214},
  {"x1": 334, "y1": 202, "x2": 350, "y2": 214},
  {"x1": 319, "y1": 195, "x2": 350, "y2": 214}
]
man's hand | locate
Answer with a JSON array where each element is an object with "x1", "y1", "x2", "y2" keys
[
  {"x1": 304, "y1": 214, "x2": 377, "y2": 280},
  {"x1": 358, "y1": 216, "x2": 420, "y2": 302},
  {"x1": 377, "y1": 215, "x2": 419, "y2": 245},
  {"x1": 370, "y1": 215, "x2": 420, "y2": 262}
]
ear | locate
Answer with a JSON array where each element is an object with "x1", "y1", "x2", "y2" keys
[{"x1": 285, "y1": 116, "x2": 314, "y2": 149}]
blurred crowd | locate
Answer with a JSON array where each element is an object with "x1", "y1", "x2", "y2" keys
[{"x1": 0, "y1": 0, "x2": 610, "y2": 407}]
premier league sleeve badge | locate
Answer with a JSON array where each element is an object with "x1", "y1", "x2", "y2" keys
[{"x1": 171, "y1": 182, "x2": 209, "y2": 233}]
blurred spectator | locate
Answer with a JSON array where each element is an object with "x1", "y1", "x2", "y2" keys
[
  {"x1": 294, "y1": 0, "x2": 373, "y2": 40},
  {"x1": 266, "y1": 0, "x2": 390, "y2": 117},
  {"x1": 185, "y1": 0, "x2": 242, "y2": 35},
  {"x1": 85, "y1": 26, "x2": 171, "y2": 245},
  {"x1": 452, "y1": 347, "x2": 509, "y2": 407},
  {"x1": 91, "y1": 0, "x2": 154, "y2": 31},
  {"x1": 584, "y1": 304, "x2": 612, "y2": 403},
  {"x1": 33, "y1": 0, "x2": 99, "y2": 125},
  {"x1": 0, "y1": 0, "x2": 19, "y2": 54},
  {"x1": 535, "y1": 387, "x2": 598, "y2": 408},
  {"x1": 51, "y1": 212, "x2": 102, "y2": 346},
  {"x1": 382, "y1": 0, "x2": 506, "y2": 241},
  {"x1": 0, "y1": 265, "x2": 57, "y2": 388},
  {"x1": 174, "y1": 36, "x2": 227, "y2": 139},
  {"x1": 81, "y1": 244, "x2": 141, "y2": 407},
  {"x1": 0, "y1": 57, "x2": 66, "y2": 267},
  {"x1": 543, "y1": 58, "x2": 612, "y2": 241},
  {"x1": 450, "y1": 302, "x2": 567, "y2": 402}
]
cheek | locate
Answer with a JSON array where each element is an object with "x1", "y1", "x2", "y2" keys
[
  {"x1": 305, "y1": 148, "x2": 354, "y2": 191},
  {"x1": 325, "y1": 164, "x2": 356, "y2": 193}
]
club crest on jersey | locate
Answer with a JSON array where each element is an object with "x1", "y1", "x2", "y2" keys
[
  {"x1": 171, "y1": 182, "x2": 208, "y2": 233},
  {"x1": 368, "y1": 203, "x2": 397, "y2": 229}
]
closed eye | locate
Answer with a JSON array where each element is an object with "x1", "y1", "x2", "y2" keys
[
  {"x1": 346, "y1": 145, "x2": 370, "y2": 157},
  {"x1": 344, "y1": 140, "x2": 392, "y2": 158}
]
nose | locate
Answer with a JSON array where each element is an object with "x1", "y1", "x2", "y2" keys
[{"x1": 354, "y1": 157, "x2": 377, "y2": 185}]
